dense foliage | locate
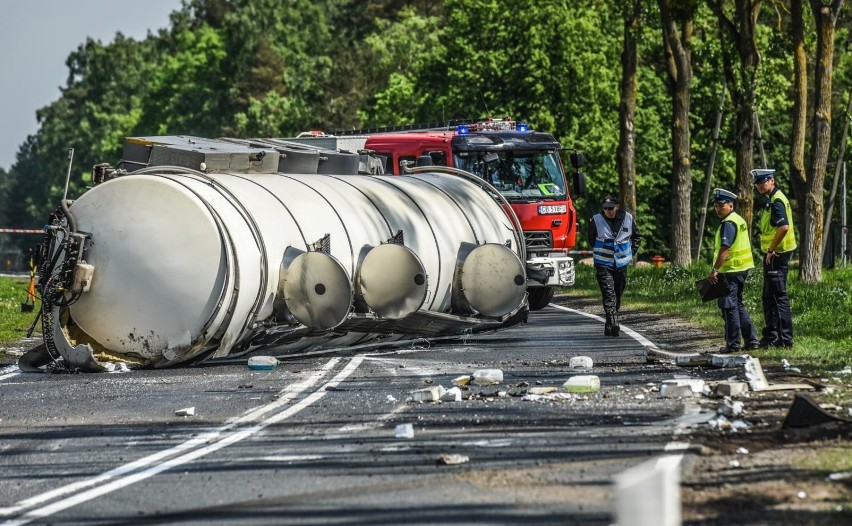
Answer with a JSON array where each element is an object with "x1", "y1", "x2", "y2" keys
[{"x1": 1, "y1": 0, "x2": 851, "y2": 262}]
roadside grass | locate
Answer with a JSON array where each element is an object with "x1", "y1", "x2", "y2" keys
[
  {"x1": 567, "y1": 261, "x2": 852, "y2": 369},
  {"x1": 0, "y1": 276, "x2": 39, "y2": 344}
]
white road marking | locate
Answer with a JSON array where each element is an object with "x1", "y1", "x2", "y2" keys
[
  {"x1": 0, "y1": 365, "x2": 21, "y2": 382},
  {"x1": 549, "y1": 303, "x2": 655, "y2": 348},
  {"x1": 1, "y1": 357, "x2": 362, "y2": 525}
]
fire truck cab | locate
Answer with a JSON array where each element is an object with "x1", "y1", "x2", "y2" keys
[{"x1": 362, "y1": 118, "x2": 585, "y2": 310}]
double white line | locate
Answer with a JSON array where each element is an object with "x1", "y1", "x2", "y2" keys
[{"x1": 1, "y1": 356, "x2": 364, "y2": 526}]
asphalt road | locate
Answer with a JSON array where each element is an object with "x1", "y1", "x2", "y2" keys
[{"x1": 0, "y1": 305, "x2": 699, "y2": 525}]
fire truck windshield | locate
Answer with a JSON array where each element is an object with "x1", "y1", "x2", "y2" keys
[{"x1": 453, "y1": 150, "x2": 567, "y2": 201}]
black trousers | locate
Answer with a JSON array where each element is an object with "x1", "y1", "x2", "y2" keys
[
  {"x1": 762, "y1": 251, "x2": 793, "y2": 345},
  {"x1": 595, "y1": 264, "x2": 627, "y2": 315},
  {"x1": 717, "y1": 270, "x2": 759, "y2": 350}
]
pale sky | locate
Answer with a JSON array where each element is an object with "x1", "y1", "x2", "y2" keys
[{"x1": 0, "y1": 0, "x2": 182, "y2": 170}]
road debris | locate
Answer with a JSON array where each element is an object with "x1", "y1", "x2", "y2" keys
[
  {"x1": 452, "y1": 375, "x2": 471, "y2": 386},
  {"x1": 713, "y1": 381, "x2": 748, "y2": 397},
  {"x1": 563, "y1": 375, "x2": 600, "y2": 393},
  {"x1": 471, "y1": 369, "x2": 503, "y2": 385},
  {"x1": 394, "y1": 423, "x2": 414, "y2": 439},
  {"x1": 569, "y1": 356, "x2": 593, "y2": 369},
  {"x1": 441, "y1": 387, "x2": 462, "y2": 402},
  {"x1": 411, "y1": 386, "x2": 444, "y2": 402},
  {"x1": 660, "y1": 383, "x2": 693, "y2": 399},
  {"x1": 528, "y1": 386, "x2": 557, "y2": 395},
  {"x1": 436, "y1": 453, "x2": 469, "y2": 466},
  {"x1": 175, "y1": 407, "x2": 195, "y2": 417},
  {"x1": 247, "y1": 356, "x2": 279, "y2": 370},
  {"x1": 745, "y1": 357, "x2": 815, "y2": 392}
]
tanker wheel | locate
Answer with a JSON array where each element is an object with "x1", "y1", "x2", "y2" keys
[{"x1": 527, "y1": 286, "x2": 555, "y2": 311}]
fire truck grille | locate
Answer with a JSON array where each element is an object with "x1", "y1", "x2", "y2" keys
[{"x1": 524, "y1": 231, "x2": 553, "y2": 254}]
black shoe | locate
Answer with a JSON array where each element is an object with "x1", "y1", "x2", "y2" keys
[
  {"x1": 744, "y1": 341, "x2": 761, "y2": 351},
  {"x1": 717, "y1": 346, "x2": 742, "y2": 354},
  {"x1": 758, "y1": 338, "x2": 779, "y2": 349},
  {"x1": 611, "y1": 313, "x2": 620, "y2": 337},
  {"x1": 780, "y1": 341, "x2": 794, "y2": 348},
  {"x1": 604, "y1": 312, "x2": 613, "y2": 336}
]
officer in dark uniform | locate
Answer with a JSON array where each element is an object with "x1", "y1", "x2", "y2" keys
[
  {"x1": 706, "y1": 188, "x2": 760, "y2": 353},
  {"x1": 587, "y1": 195, "x2": 641, "y2": 336},
  {"x1": 752, "y1": 169, "x2": 796, "y2": 348}
]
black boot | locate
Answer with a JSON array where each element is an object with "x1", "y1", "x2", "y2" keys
[
  {"x1": 604, "y1": 312, "x2": 613, "y2": 336},
  {"x1": 611, "y1": 312, "x2": 620, "y2": 337}
]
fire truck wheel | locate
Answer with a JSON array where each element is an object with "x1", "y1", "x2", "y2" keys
[{"x1": 527, "y1": 287, "x2": 555, "y2": 311}]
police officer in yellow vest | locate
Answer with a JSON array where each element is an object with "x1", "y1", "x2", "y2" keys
[
  {"x1": 753, "y1": 169, "x2": 796, "y2": 348},
  {"x1": 588, "y1": 195, "x2": 641, "y2": 336},
  {"x1": 706, "y1": 188, "x2": 760, "y2": 353}
]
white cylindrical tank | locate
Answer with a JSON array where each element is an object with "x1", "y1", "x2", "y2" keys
[{"x1": 64, "y1": 170, "x2": 526, "y2": 366}]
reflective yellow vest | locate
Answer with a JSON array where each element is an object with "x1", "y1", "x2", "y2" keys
[
  {"x1": 759, "y1": 190, "x2": 797, "y2": 253},
  {"x1": 714, "y1": 212, "x2": 754, "y2": 272}
]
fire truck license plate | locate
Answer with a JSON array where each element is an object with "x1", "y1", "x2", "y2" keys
[{"x1": 538, "y1": 204, "x2": 566, "y2": 215}]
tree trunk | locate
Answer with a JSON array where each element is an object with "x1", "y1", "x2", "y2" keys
[
  {"x1": 801, "y1": 0, "x2": 844, "y2": 283},
  {"x1": 658, "y1": 1, "x2": 694, "y2": 266},
  {"x1": 789, "y1": 0, "x2": 808, "y2": 240},
  {"x1": 617, "y1": 0, "x2": 641, "y2": 217},
  {"x1": 710, "y1": 0, "x2": 761, "y2": 226}
]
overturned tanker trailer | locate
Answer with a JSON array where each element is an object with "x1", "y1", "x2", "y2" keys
[{"x1": 28, "y1": 135, "x2": 530, "y2": 370}]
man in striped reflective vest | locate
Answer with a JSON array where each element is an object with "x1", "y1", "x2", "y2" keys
[
  {"x1": 706, "y1": 188, "x2": 760, "y2": 353},
  {"x1": 587, "y1": 195, "x2": 641, "y2": 336},
  {"x1": 753, "y1": 168, "x2": 796, "y2": 348}
]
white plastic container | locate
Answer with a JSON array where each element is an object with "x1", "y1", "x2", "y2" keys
[
  {"x1": 563, "y1": 375, "x2": 601, "y2": 393},
  {"x1": 569, "y1": 356, "x2": 594, "y2": 369},
  {"x1": 247, "y1": 356, "x2": 279, "y2": 370},
  {"x1": 394, "y1": 423, "x2": 414, "y2": 439},
  {"x1": 472, "y1": 369, "x2": 504, "y2": 385}
]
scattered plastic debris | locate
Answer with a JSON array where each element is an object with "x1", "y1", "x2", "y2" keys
[
  {"x1": 441, "y1": 387, "x2": 462, "y2": 402},
  {"x1": 103, "y1": 362, "x2": 130, "y2": 373},
  {"x1": 714, "y1": 381, "x2": 748, "y2": 397},
  {"x1": 452, "y1": 375, "x2": 471, "y2": 386},
  {"x1": 797, "y1": 491, "x2": 807, "y2": 500},
  {"x1": 659, "y1": 383, "x2": 693, "y2": 399},
  {"x1": 248, "y1": 356, "x2": 279, "y2": 370},
  {"x1": 782, "y1": 358, "x2": 802, "y2": 373},
  {"x1": 528, "y1": 386, "x2": 557, "y2": 395},
  {"x1": 569, "y1": 356, "x2": 594, "y2": 369},
  {"x1": 411, "y1": 386, "x2": 443, "y2": 402},
  {"x1": 471, "y1": 369, "x2": 503, "y2": 385},
  {"x1": 828, "y1": 472, "x2": 852, "y2": 482},
  {"x1": 729, "y1": 460, "x2": 741, "y2": 468},
  {"x1": 394, "y1": 423, "x2": 414, "y2": 439},
  {"x1": 717, "y1": 398, "x2": 744, "y2": 418},
  {"x1": 436, "y1": 453, "x2": 469, "y2": 465},
  {"x1": 386, "y1": 395, "x2": 397, "y2": 403},
  {"x1": 175, "y1": 407, "x2": 195, "y2": 417},
  {"x1": 563, "y1": 375, "x2": 600, "y2": 393},
  {"x1": 736, "y1": 447, "x2": 749, "y2": 455}
]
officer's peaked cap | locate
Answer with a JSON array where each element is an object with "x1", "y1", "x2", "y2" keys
[
  {"x1": 713, "y1": 188, "x2": 737, "y2": 203},
  {"x1": 751, "y1": 169, "x2": 775, "y2": 183}
]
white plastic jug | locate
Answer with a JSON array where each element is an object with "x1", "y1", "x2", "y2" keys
[{"x1": 563, "y1": 375, "x2": 600, "y2": 393}]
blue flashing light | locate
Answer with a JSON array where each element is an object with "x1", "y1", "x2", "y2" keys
[
  {"x1": 457, "y1": 125, "x2": 469, "y2": 135},
  {"x1": 517, "y1": 122, "x2": 529, "y2": 132}
]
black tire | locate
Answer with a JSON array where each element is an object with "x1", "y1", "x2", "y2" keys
[{"x1": 527, "y1": 286, "x2": 555, "y2": 310}]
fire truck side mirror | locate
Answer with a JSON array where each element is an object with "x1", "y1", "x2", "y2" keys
[
  {"x1": 570, "y1": 152, "x2": 584, "y2": 169},
  {"x1": 573, "y1": 171, "x2": 586, "y2": 197}
]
